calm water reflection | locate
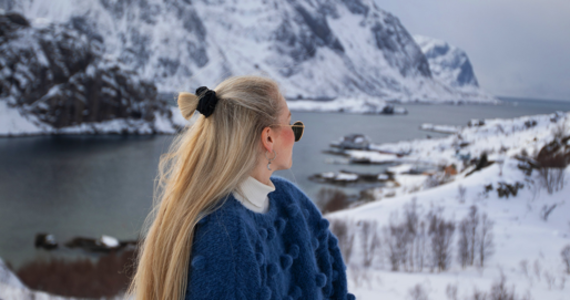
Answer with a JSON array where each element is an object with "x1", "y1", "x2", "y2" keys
[{"x1": 1, "y1": 97, "x2": 569, "y2": 267}]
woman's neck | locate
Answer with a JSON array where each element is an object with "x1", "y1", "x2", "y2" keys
[{"x1": 250, "y1": 163, "x2": 273, "y2": 186}]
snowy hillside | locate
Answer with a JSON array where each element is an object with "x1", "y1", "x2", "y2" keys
[
  {"x1": 325, "y1": 111, "x2": 570, "y2": 299},
  {"x1": 2, "y1": 0, "x2": 496, "y2": 104},
  {"x1": 0, "y1": 12, "x2": 190, "y2": 136}
]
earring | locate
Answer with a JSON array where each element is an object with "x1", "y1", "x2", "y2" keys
[{"x1": 265, "y1": 149, "x2": 277, "y2": 170}]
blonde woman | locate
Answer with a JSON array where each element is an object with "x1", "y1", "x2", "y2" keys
[{"x1": 128, "y1": 76, "x2": 355, "y2": 300}]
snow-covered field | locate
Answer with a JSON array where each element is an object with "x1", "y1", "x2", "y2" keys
[{"x1": 327, "y1": 111, "x2": 570, "y2": 300}]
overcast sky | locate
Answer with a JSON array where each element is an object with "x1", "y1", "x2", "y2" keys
[{"x1": 375, "y1": 0, "x2": 570, "y2": 101}]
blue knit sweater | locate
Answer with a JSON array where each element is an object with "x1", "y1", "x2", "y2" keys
[{"x1": 184, "y1": 176, "x2": 355, "y2": 300}]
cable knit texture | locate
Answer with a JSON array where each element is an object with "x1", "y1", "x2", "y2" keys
[{"x1": 185, "y1": 176, "x2": 355, "y2": 300}]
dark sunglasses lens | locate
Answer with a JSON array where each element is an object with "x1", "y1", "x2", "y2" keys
[{"x1": 292, "y1": 121, "x2": 304, "y2": 142}]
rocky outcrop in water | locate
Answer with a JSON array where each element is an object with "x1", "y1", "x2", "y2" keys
[{"x1": 0, "y1": 12, "x2": 186, "y2": 135}]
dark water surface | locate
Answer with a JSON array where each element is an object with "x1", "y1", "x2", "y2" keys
[{"x1": 1, "y1": 97, "x2": 569, "y2": 268}]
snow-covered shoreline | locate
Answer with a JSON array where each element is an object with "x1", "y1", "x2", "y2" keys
[
  {"x1": 0, "y1": 104, "x2": 193, "y2": 137},
  {"x1": 324, "y1": 111, "x2": 570, "y2": 300}
]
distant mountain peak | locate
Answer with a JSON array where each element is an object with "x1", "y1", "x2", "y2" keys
[{"x1": 413, "y1": 35, "x2": 480, "y2": 89}]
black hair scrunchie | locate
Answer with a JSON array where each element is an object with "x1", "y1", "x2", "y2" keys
[{"x1": 195, "y1": 86, "x2": 219, "y2": 118}]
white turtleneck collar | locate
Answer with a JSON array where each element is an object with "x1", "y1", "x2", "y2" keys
[{"x1": 233, "y1": 176, "x2": 276, "y2": 213}]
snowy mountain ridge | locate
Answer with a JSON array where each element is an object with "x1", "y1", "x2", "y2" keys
[{"x1": 1, "y1": 0, "x2": 496, "y2": 104}]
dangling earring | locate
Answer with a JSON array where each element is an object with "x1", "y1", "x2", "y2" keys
[{"x1": 265, "y1": 149, "x2": 277, "y2": 170}]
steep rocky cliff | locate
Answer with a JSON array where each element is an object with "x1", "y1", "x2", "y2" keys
[
  {"x1": 0, "y1": 12, "x2": 186, "y2": 135},
  {"x1": 414, "y1": 35, "x2": 481, "y2": 91}
]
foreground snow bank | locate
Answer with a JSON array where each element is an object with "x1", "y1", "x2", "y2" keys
[{"x1": 327, "y1": 111, "x2": 570, "y2": 300}]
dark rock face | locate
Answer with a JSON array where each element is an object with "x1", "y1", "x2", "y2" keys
[
  {"x1": 97, "y1": 0, "x2": 209, "y2": 84},
  {"x1": 272, "y1": 0, "x2": 428, "y2": 83},
  {"x1": 0, "y1": 12, "x2": 175, "y2": 130},
  {"x1": 371, "y1": 14, "x2": 431, "y2": 78},
  {"x1": 273, "y1": 1, "x2": 347, "y2": 72},
  {"x1": 457, "y1": 61, "x2": 477, "y2": 87},
  {"x1": 421, "y1": 39, "x2": 479, "y2": 88},
  {"x1": 341, "y1": 0, "x2": 369, "y2": 15}
]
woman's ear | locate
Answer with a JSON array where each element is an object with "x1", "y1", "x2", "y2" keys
[{"x1": 261, "y1": 126, "x2": 275, "y2": 152}]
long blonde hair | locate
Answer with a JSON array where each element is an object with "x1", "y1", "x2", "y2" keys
[{"x1": 127, "y1": 76, "x2": 283, "y2": 300}]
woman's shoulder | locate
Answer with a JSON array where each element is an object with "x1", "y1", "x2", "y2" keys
[
  {"x1": 269, "y1": 175, "x2": 298, "y2": 192},
  {"x1": 269, "y1": 176, "x2": 311, "y2": 205},
  {"x1": 269, "y1": 176, "x2": 327, "y2": 230}
]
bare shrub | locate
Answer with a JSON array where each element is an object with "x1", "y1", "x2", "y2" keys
[
  {"x1": 330, "y1": 218, "x2": 355, "y2": 265},
  {"x1": 408, "y1": 283, "x2": 429, "y2": 300},
  {"x1": 348, "y1": 265, "x2": 373, "y2": 289},
  {"x1": 519, "y1": 260, "x2": 529, "y2": 278},
  {"x1": 489, "y1": 274, "x2": 518, "y2": 300},
  {"x1": 533, "y1": 260, "x2": 541, "y2": 281},
  {"x1": 544, "y1": 271, "x2": 555, "y2": 290},
  {"x1": 403, "y1": 198, "x2": 421, "y2": 272},
  {"x1": 416, "y1": 220, "x2": 428, "y2": 271},
  {"x1": 458, "y1": 220, "x2": 470, "y2": 268},
  {"x1": 318, "y1": 188, "x2": 351, "y2": 214},
  {"x1": 384, "y1": 220, "x2": 408, "y2": 271},
  {"x1": 478, "y1": 213, "x2": 494, "y2": 267},
  {"x1": 457, "y1": 185, "x2": 467, "y2": 203},
  {"x1": 446, "y1": 283, "x2": 458, "y2": 300},
  {"x1": 561, "y1": 244, "x2": 570, "y2": 274},
  {"x1": 383, "y1": 202, "x2": 460, "y2": 273},
  {"x1": 359, "y1": 220, "x2": 380, "y2": 268},
  {"x1": 458, "y1": 206, "x2": 480, "y2": 268},
  {"x1": 537, "y1": 167, "x2": 565, "y2": 194},
  {"x1": 471, "y1": 288, "x2": 488, "y2": 300},
  {"x1": 540, "y1": 204, "x2": 557, "y2": 221},
  {"x1": 383, "y1": 199, "x2": 428, "y2": 272},
  {"x1": 16, "y1": 249, "x2": 136, "y2": 298},
  {"x1": 428, "y1": 208, "x2": 455, "y2": 272}
]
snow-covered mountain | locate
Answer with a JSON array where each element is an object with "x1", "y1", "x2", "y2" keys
[
  {"x1": 0, "y1": 12, "x2": 189, "y2": 136},
  {"x1": 414, "y1": 35, "x2": 492, "y2": 99},
  {"x1": 1, "y1": 0, "x2": 496, "y2": 104}
]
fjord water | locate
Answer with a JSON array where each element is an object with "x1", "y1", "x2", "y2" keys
[{"x1": 1, "y1": 97, "x2": 569, "y2": 268}]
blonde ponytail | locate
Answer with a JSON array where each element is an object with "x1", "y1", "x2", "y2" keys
[{"x1": 177, "y1": 92, "x2": 199, "y2": 120}]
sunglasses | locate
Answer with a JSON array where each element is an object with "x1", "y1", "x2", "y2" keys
[{"x1": 270, "y1": 121, "x2": 305, "y2": 142}]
